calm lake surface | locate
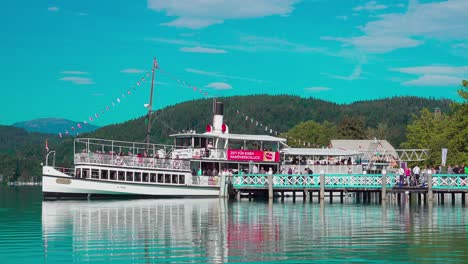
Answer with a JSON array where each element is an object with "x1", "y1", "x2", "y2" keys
[{"x1": 1, "y1": 186, "x2": 467, "y2": 263}]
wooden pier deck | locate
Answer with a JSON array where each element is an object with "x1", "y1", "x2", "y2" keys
[{"x1": 230, "y1": 173, "x2": 468, "y2": 204}]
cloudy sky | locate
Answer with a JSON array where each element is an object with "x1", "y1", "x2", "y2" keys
[{"x1": 1, "y1": 0, "x2": 467, "y2": 126}]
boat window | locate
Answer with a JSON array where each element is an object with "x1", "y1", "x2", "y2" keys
[
  {"x1": 165, "y1": 174, "x2": 171, "y2": 183},
  {"x1": 142, "y1": 172, "x2": 149, "y2": 182},
  {"x1": 194, "y1": 137, "x2": 200, "y2": 148},
  {"x1": 82, "y1": 169, "x2": 90, "y2": 178},
  {"x1": 176, "y1": 137, "x2": 192, "y2": 147},
  {"x1": 172, "y1": 174, "x2": 178, "y2": 184},
  {"x1": 91, "y1": 169, "x2": 99, "y2": 179},
  {"x1": 179, "y1": 175, "x2": 185, "y2": 184},
  {"x1": 135, "y1": 172, "x2": 141, "y2": 182},
  {"x1": 150, "y1": 173, "x2": 156, "y2": 183},
  {"x1": 110, "y1": 170, "x2": 117, "y2": 180},
  {"x1": 101, "y1": 170, "x2": 109, "y2": 180},
  {"x1": 157, "y1": 173, "x2": 164, "y2": 183},
  {"x1": 126, "y1": 171, "x2": 133, "y2": 181},
  {"x1": 118, "y1": 171, "x2": 125, "y2": 181}
]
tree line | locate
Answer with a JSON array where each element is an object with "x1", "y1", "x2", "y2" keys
[{"x1": 0, "y1": 94, "x2": 459, "y2": 182}]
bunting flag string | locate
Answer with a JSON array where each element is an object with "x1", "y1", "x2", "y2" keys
[
  {"x1": 57, "y1": 69, "x2": 152, "y2": 138},
  {"x1": 234, "y1": 108, "x2": 320, "y2": 147},
  {"x1": 157, "y1": 67, "x2": 210, "y2": 98}
]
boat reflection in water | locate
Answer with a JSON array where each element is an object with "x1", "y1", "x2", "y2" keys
[
  {"x1": 42, "y1": 198, "x2": 468, "y2": 263},
  {"x1": 42, "y1": 199, "x2": 229, "y2": 263}
]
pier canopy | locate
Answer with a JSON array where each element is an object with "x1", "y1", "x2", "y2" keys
[
  {"x1": 281, "y1": 148, "x2": 361, "y2": 157},
  {"x1": 330, "y1": 139, "x2": 397, "y2": 162},
  {"x1": 280, "y1": 147, "x2": 364, "y2": 174}
]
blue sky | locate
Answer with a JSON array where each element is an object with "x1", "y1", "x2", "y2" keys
[{"x1": 1, "y1": 0, "x2": 467, "y2": 127}]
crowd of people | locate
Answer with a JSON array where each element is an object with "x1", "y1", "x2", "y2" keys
[{"x1": 397, "y1": 164, "x2": 468, "y2": 187}]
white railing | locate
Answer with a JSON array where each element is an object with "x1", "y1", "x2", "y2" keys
[
  {"x1": 281, "y1": 165, "x2": 363, "y2": 174},
  {"x1": 74, "y1": 153, "x2": 190, "y2": 171}
]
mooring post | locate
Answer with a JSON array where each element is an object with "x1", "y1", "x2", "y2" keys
[
  {"x1": 381, "y1": 170, "x2": 387, "y2": 202},
  {"x1": 320, "y1": 170, "x2": 325, "y2": 201},
  {"x1": 219, "y1": 172, "x2": 227, "y2": 198},
  {"x1": 268, "y1": 174, "x2": 273, "y2": 199},
  {"x1": 428, "y1": 170, "x2": 433, "y2": 202}
]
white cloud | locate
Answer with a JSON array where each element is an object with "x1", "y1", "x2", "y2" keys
[
  {"x1": 391, "y1": 66, "x2": 468, "y2": 76},
  {"x1": 391, "y1": 65, "x2": 467, "y2": 86},
  {"x1": 403, "y1": 75, "x2": 462, "y2": 86},
  {"x1": 304, "y1": 87, "x2": 331, "y2": 92},
  {"x1": 206, "y1": 82, "x2": 232, "y2": 90},
  {"x1": 61, "y1": 71, "x2": 88, "y2": 75},
  {"x1": 353, "y1": 1, "x2": 388, "y2": 11},
  {"x1": 77, "y1": 12, "x2": 88, "y2": 16},
  {"x1": 322, "y1": 36, "x2": 421, "y2": 54},
  {"x1": 325, "y1": 0, "x2": 468, "y2": 53},
  {"x1": 149, "y1": 35, "x2": 325, "y2": 54},
  {"x1": 232, "y1": 35, "x2": 324, "y2": 53},
  {"x1": 60, "y1": 77, "x2": 94, "y2": 85},
  {"x1": 321, "y1": 63, "x2": 363, "y2": 81},
  {"x1": 186, "y1": 68, "x2": 265, "y2": 83},
  {"x1": 121, "y1": 69, "x2": 146, "y2": 74},
  {"x1": 180, "y1": 46, "x2": 227, "y2": 54},
  {"x1": 48, "y1": 6, "x2": 59, "y2": 12},
  {"x1": 453, "y1": 43, "x2": 468, "y2": 49},
  {"x1": 148, "y1": 0, "x2": 300, "y2": 29},
  {"x1": 336, "y1": 15, "x2": 348, "y2": 21},
  {"x1": 147, "y1": 37, "x2": 196, "y2": 46}
]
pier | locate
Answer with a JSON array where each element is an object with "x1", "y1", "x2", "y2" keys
[{"x1": 231, "y1": 172, "x2": 468, "y2": 204}]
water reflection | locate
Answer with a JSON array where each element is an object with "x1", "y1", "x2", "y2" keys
[
  {"x1": 41, "y1": 198, "x2": 468, "y2": 263},
  {"x1": 42, "y1": 199, "x2": 228, "y2": 263}
]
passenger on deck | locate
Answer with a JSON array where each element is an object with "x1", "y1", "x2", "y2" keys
[
  {"x1": 259, "y1": 167, "x2": 266, "y2": 174},
  {"x1": 252, "y1": 164, "x2": 259, "y2": 174},
  {"x1": 267, "y1": 167, "x2": 273, "y2": 175}
]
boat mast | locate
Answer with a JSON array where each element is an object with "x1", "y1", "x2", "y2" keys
[{"x1": 146, "y1": 58, "x2": 158, "y2": 148}]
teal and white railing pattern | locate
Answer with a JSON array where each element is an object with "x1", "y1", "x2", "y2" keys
[{"x1": 233, "y1": 174, "x2": 468, "y2": 190}]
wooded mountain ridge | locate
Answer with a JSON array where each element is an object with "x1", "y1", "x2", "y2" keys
[{"x1": 0, "y1": 95, "x2": 452, "y2": 182}]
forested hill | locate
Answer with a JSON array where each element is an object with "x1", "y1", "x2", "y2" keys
[
  {"x1": 87, "y1": 95, "x2": 452, "y2": 147},
  {"x1": 0, "y1": 95, "x2": 452, "y2": 182}
]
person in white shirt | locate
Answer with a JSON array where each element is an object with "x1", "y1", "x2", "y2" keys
[
  {"x1": 267, "y1": 167, "x2": 273, "y2": 175},
  {"x1": 252, "y1": 164, "x2": 258, "y2": 174},
  {"x1": 412, "y1": 165, "x2": 420, "y2": 185}
]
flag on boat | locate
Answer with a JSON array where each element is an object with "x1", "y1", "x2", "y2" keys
[{"x1": 45, "y1": 139, "x2": 49, "y2": 152}]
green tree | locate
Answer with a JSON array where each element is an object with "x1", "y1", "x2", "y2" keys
[
  {"x1": 337, "y1": 116, "x2": 366, "y2": 139},
  {"x1": 366, "y1": 122, "x2": 390, "y2": 140},
  {"x1": 402, "y1": 81, "x2": 468, "y2": 166},
  {"x1": 281, "y1": 120, "x2": 337, "y2": 147}
]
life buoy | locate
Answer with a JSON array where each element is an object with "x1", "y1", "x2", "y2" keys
[
  {"x1": 115, "y1": 157, "x2": 123, "y2": 165},
  {"x1": 173, "y1": 160, "x2": 181, "y2": 169}
]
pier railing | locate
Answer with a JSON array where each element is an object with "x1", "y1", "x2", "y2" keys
[{"x1": 233, "y1": 174, "x2": 468, "y2": 190}]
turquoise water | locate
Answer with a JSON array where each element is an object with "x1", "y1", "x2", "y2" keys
[{"x1": 1, "y1": 186, "x2": 467, "y2": 263}]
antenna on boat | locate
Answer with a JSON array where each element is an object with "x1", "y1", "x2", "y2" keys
[{"x1": 146, "y1": 58, "x2": 158, "y2": 148}]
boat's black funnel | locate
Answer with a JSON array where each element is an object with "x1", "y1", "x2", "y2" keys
[{"x1": 215, "y1": 102, "x2": 224, "y2": 115}]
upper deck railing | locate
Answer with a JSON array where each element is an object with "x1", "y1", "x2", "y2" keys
[{"x1": 74, "y1": 152, "x2": 190, "y2": 171}]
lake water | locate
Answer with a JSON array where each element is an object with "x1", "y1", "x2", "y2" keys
[{"x1": 1, "y1": 186, "x2": 467, "y2": 263}]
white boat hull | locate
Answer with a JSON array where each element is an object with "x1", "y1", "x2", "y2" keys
[{"x1": 42, "y1": 166, "x2": 220, "y2": 200}]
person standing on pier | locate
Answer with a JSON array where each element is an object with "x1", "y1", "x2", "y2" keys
[
  {"x1": 398, "y1": 167, "x2": 405, "y2": 187},
  {"x1": 412, "y1": 165, "x2": 420, "y2": 185}
]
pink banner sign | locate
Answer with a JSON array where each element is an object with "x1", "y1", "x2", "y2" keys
[{"x1": 227, "y1": 149, "x2": 279, "y2": 162}]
